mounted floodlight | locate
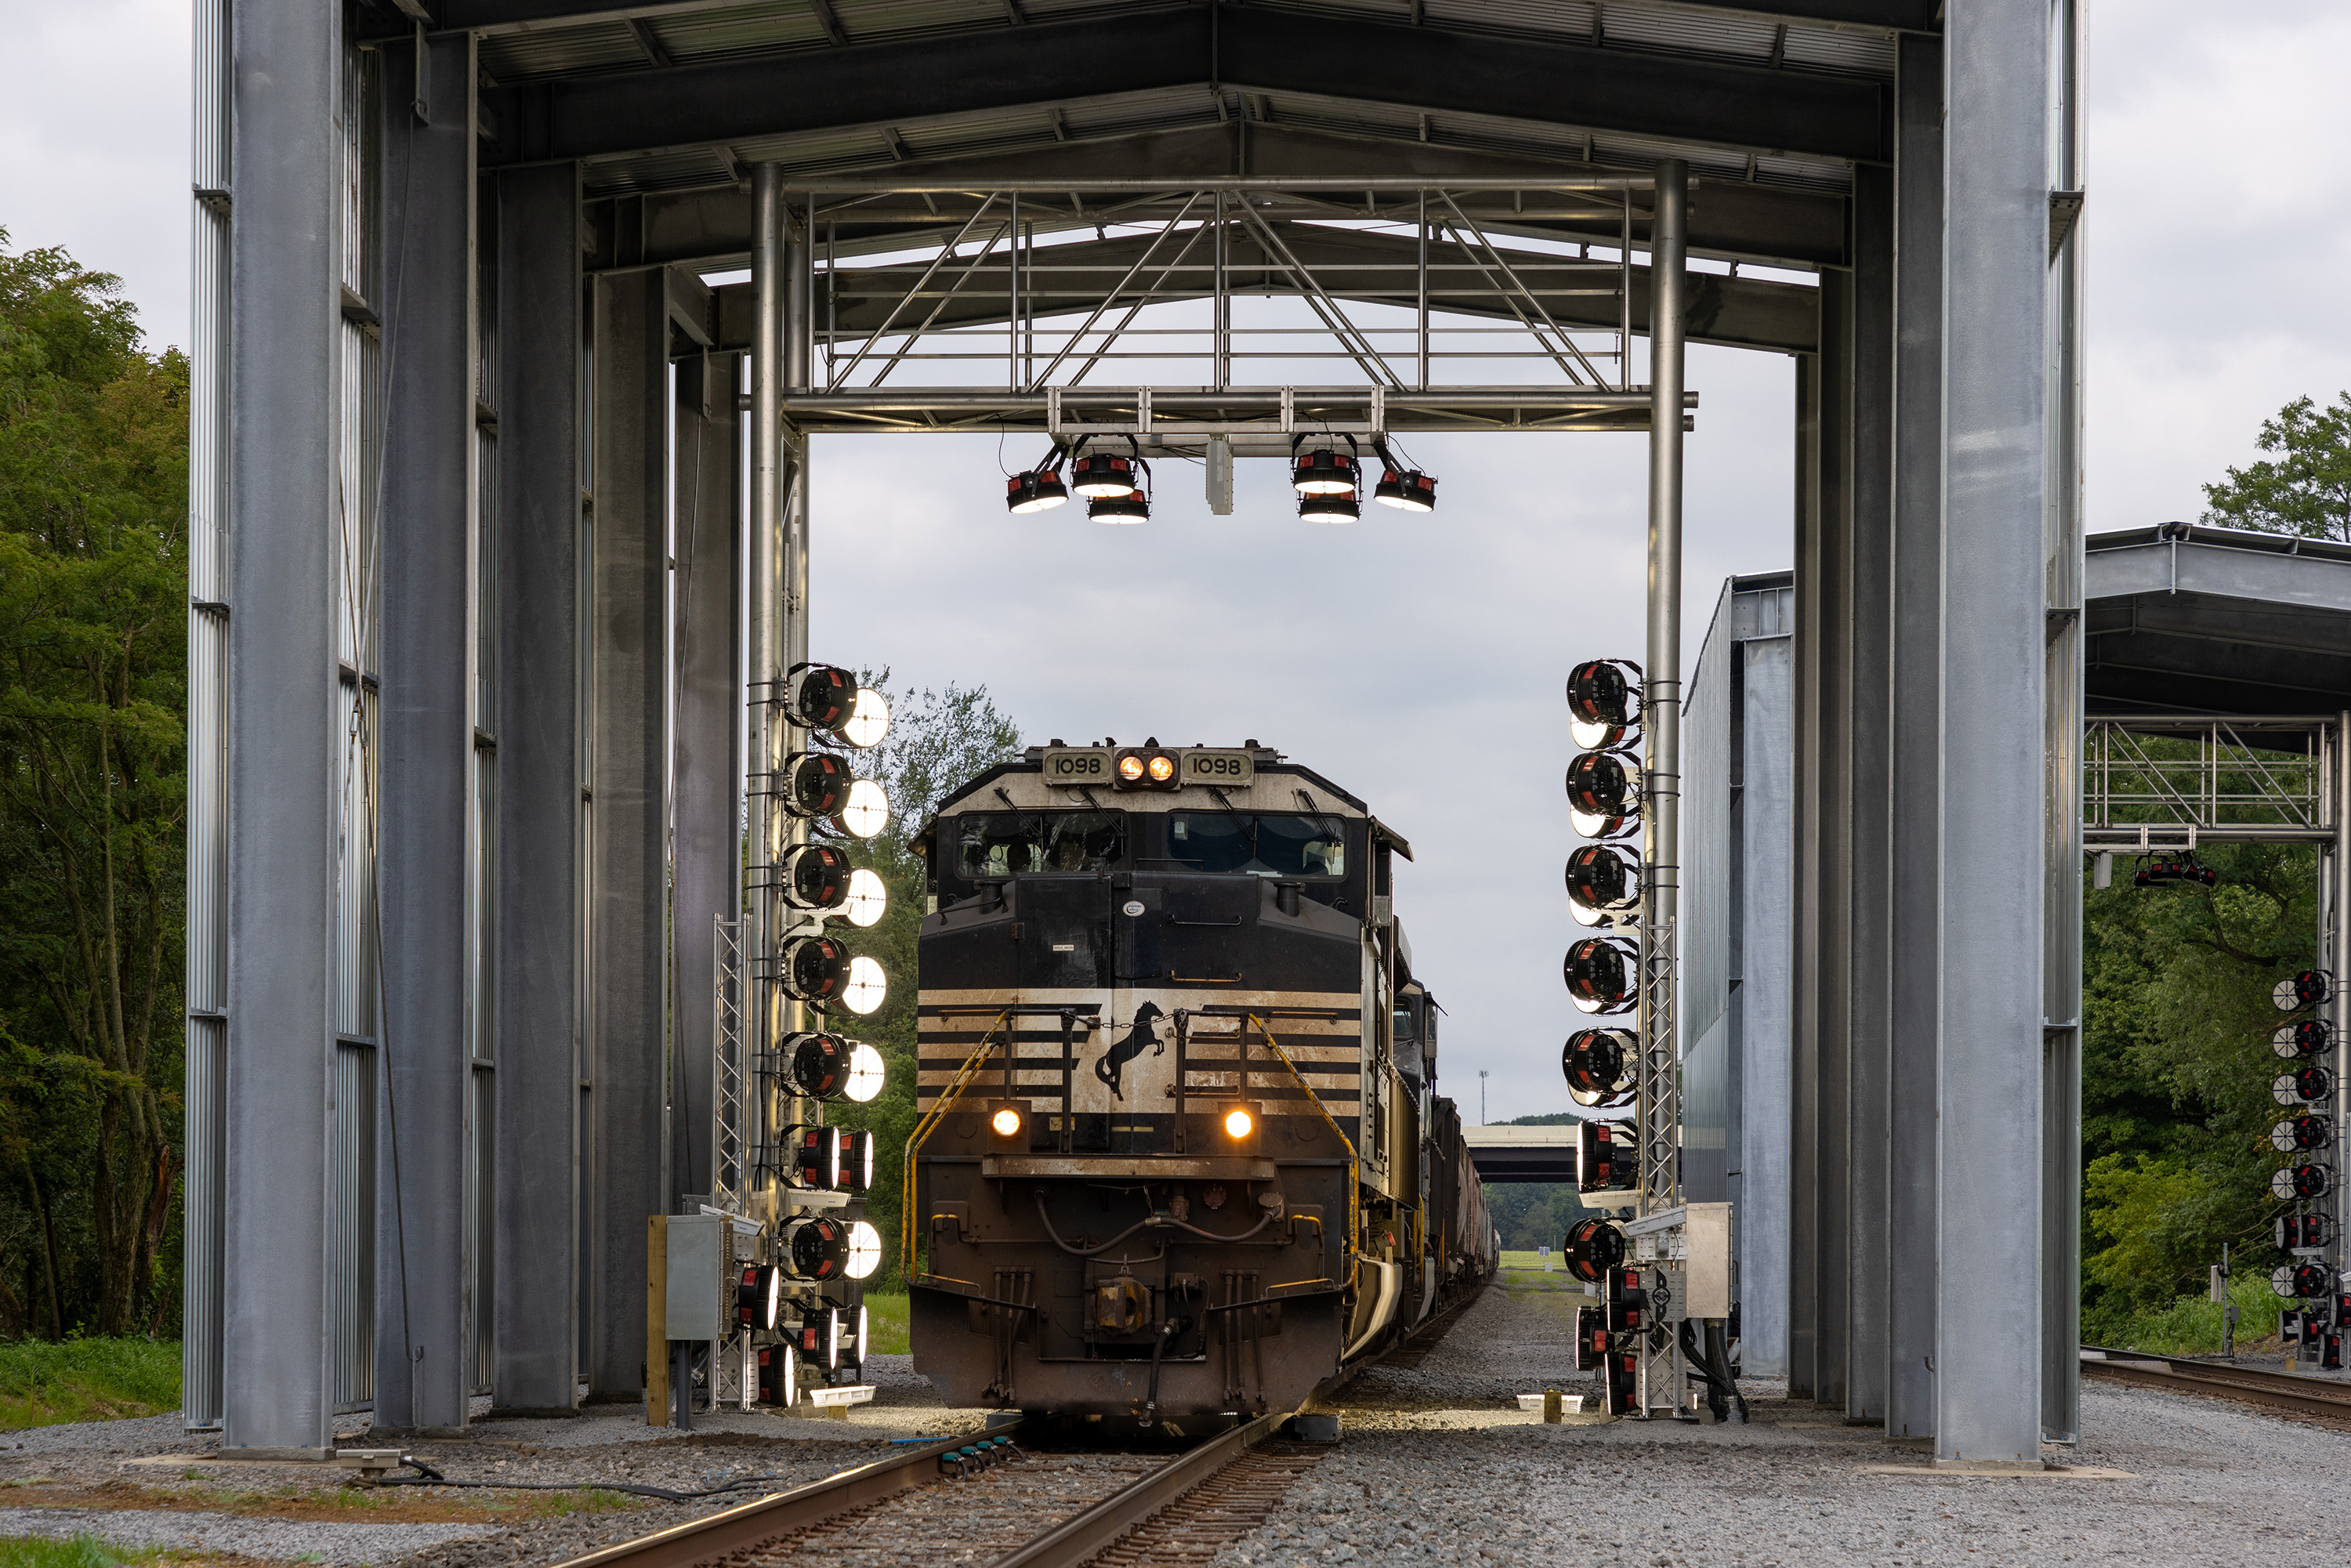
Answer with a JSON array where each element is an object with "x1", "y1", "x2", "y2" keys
[
  {"x1": 1006, "y1": 469, "x2": 1070, "y2": 514},
  {"x1": 1566, "y1": 750, "x2": 1639, "y2": 820},
  {"x1": 842, "y1": 688, "x2": 889, "y2": 748},
  {"x1": 1565, "y1": 844, "x2": 1639, "y2": 927},
  {"x1": 784, "y1": 664, "x2": 890, "y2": 748},
  {"x1": 1566, "y1": 658, "x2": 1642, "y2": 730},
  {"x1": 2276, "y1": 971, "x2": 2337, "y2": 1012},
  {"x1": 788, "y1": 1124, "x2": 844, "y2": 1189},
  {"x1": 1299, "y1": 488, "x2": 1361, "y2": 523},
  {"x1": 1374, "y1": 468, "x2": 1437, "y2": 512},
  {"x1": 842, "y1": 1041, "x2": 886, "y2": 1103},
  {"x1": 2273, "y1": 1262, "x2": 2333, "y2": 1300},
  {"x1": 777, "y1": 1031, "x2": 886, "y2": 1103},
  {"x1": 2275, "y1": 1164, "x2": 2334, "y2": 1201},
  {"x1": 2278, "y1": 1213, "x2": 2335, "y2": 1251},
  {"x1": 1563, "y1": 1216, "x2": 1625, "y2": 1284},
  {"x1": 782, "y1": 752, "x2": 853, "y2": 819},
  {"x1": 2276, "y1": 1066, "x2": 2335, "y2": 1106},
  {"x1": 781, "y1": 843, "x2": 851, "y2": 911},
  {"x1": 782, "y1": 1306, "x2": 831, "y2": 1367},
  {"x1": 839, "y1": 1128, "x2": 876, "y2": 1192},
  {"x1": 1071, "y1": 450, "x2": 1142, "y2": 497},
  {"x1": 852, "y1": 1302, "x2": 871, "y2": 1364},
  {"x1": 842, "y1": 868, "x2": 888, "y2": 929},
  {"x1": 1114, "y1": 744, "x2": 1180, "y2": 791},
  {"x1": 1570, "y1": 717, "x2": 1641, "y2": 753},
  {"x1": 1563, "y1": 936, "x2": 1637, "y2": 1015},
  {"x1": 2277, "y1": 1019, "x2": 2334, "y2": 1060},
  {"x1": 2273, "y1": 1114, "x2": 2331, "y2": 1153},
  {"x1": 840, "y1": 956, "x2": 887, "y2": 1016},
  {"x1": 1224, "y1": 1106, "x2": 1255, "y2": 1139},
  {"x1": 781, "y1": 1215, "x2": 852, "y2": 1281},
  {"x1": 845, "y1": 1220, "x2": 882, "y2": 1281},
  {"x1": 1291, "y1": 436, "x2": 1360, "y2": 495},
  {"x1": 1089, "y1": 487, "x2": 1149, "y2": 523},
  {"x1": 1562, "y1": 1027, "x2": 1637, "y2": 1110},
  {"x1": 835, "y1": 779, "x2": 889, "y2": 838},
  {"x1": 777, "y1": 934, "x2": 850, "y2": 1002},
  {"x1": 737, "y1": 1264, "x2": 781, "y2": 1332}
]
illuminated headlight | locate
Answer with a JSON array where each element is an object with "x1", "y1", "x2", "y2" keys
[
  {"x1": 1562, "y1": 1027, "x2": 1637, "y2": 1110},
  {"x1": 1565, "y1": 844, "x2": 1639, "y2": 926},
  {"x1": 845, "y1": 1220, "x2": 882, "y2": 1281},
  {"x1": 840, "y1": 956, "x2": 887, "y2": 1016},
  {"x1": 1147, "y1": 753, "x2": 1177, "y2": 783},
  {"x1": 787, "y1": 663, "x2": 888, "y2": 747},
  {"x1": 788, "y1": 1124, "x2": 844, "y2": 1189},
  {"x1": 1290, "y1": 447, "x2": 1359, "y2": 495},
  {"x1": 1373, "y1": 468, "x2": 1436, "y2": 512},
  {"x1": 781, "y1": 843, "x2": 851, "y2": 911},
  {"x1": 1114, "y1": 748, "x2": 1180, "y2": 791},
  {"x1": 1565, "y1": 658, "x2": 1641, "y2": 730},
  {"x1": 843, "y1": 688, "x2": 890, "y2": 749},
  {"x1": 1298, "y1": 489, "x2": 1360, "y2": 523},
  {"x1": 2273, "y1": 1114, "x2": 2331, "y2": 1153},
  {"x1": 1223, "y1": 1106, "x2": 1255, "y2": 1139},
  {"x1": 834, "y1": 778, "x2": 889, "y2": 838},
  {"x1": 1117, "y1": 754, "x2": 1146, "y2": 784},
  {"x1": 843, "y1": 1041, "x2": 886, "y2": 1103},
  {"x1": 1005, "y1": 469, "x2": 1069, "y2": 513},
  {"x1": 1071, "y1": 451, "x2": 1139, "y2": 497},
  {"x1": 842, "y1": 868, "x2": 888, "y2": 928},
  {"x1": 1563, "y1": 937, "x2": 1636, "y2": 1015},
  {"x1": 991, "y1": 1106, "x2": 1023, "y2": 1139},
  {"x1": 839, "y1": 1128, "x2": 876, "y2": 1192},
  {"x1": 737, "y1": 1264, "x2": 781, "y2": 1331}
]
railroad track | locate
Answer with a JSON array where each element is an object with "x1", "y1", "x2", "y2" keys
[
  {"x1": 552, "y1": 1410, "x2": 1322, "y2": 1568},
  {"x1": 2081, "y1": 1345, "x2": 2351, "y2": 1425}
]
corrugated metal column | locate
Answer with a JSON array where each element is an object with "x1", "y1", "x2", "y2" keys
[
  {"x1": 2041, "y1": 0, "x2": 2088, "y2": 1444},
  {"x1": 1887, "y1": 30, "x2": 1945, "y2": 1447},
  {"x1": 672, "y1": 342, "x2": 744, "y2": 1208},
  {"x1": 585, "y1": 270, "x2": 672, "y2": 1399},
  {"x1": 220, "y1": 0, "x2": 342, "y2": 1458},
  {"x1": 1785, "y1": 349, "x2": 1820, "y2": 1403},
  {"x1": 1846, "y1": 165, "x2": 1896, "y2": 1427},
  {"x1": 1812, "y1": 263, "x2": 1856, "y2": 1413},
  {"x1": 491, "y1": 162, "x2": 585, "y2": 1415},
  {"x1": 1938, "y1": 0, "x2": 2051, "y2": 1464},
  {"x1": 374, "y1": 32, "x2": 480, "y2": 1439}
]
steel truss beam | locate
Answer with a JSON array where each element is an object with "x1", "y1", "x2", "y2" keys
[{"x1": 481, "y1": 6, "x2": 1889, "y2": 168}]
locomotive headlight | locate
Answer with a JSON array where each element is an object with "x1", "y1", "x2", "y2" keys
[
  {"x1": 1223, "y1": 1106, "x2": 1254, "y2": 1139},
  {"x1": 1114, "y1": 748, "x2": 1180, "y2": 791},
  {"x1": 1118, "y1": 754, "x2": 1147, "y2": 783},
  {"x1": 991, "y1": 1106, "x2": 1023, "y2": 1138},
  {"x1": 842, "y1": 869, "x2": 888, "y2": 928},
  {"x1": 844, "y1": 1041, "x2": 886, "y2": 1103},
  {"x1": 844, "y1": 688, "x2": 890, "y2": 749},
  {"x1": 844, "y1": 1220, "x2": 882, "y2": 1281},
  {"x1": 835, "y1": 779, "x2": 889, "y2": 838},
  {"x1": 1147, "y1": 753, "x2": 1177, "y2": 783},
  {"x1": 840, "y1": 956, "x2": 887, "y2": 1016}
]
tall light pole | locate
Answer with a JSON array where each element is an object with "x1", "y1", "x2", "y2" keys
[{"x1": 1480, "y1": 1070, "x2": 1489, "y2": 1126}]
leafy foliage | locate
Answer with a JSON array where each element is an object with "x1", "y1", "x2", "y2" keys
[
  {"x1": 0, "y1": 231, "x2": 187, "y2": 1339},
  {"x1": 828, "y1": 675, "x2": 1022, "y2": 1287},
  {"x1": 2201, "y1": 390, "x2": 2351, "y2": 542}
]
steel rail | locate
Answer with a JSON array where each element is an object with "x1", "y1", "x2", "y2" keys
[
  {"x1": 2080, "y1": 1346, "x2": 2351, "y2": 1422},
  {"x1": 547, "y1": 1428, "x2": 989, "y2": 1568},
  {"x1": 990, "y1": 1410, "x2": 1289, "y2": 1568}
]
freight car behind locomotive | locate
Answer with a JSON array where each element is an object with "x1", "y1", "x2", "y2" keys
[{"x1": 903, "y1": 739, "x2": 1496, "y2": 1422}]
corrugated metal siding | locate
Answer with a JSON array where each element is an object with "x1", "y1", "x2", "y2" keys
[
  {"x1": 470, "y1": 1066, "x2": 498, "y2": 1394},
  {"x1": 332, "y1": 1041, "x2": 377, "y2": 1410},
  {"x1": 1681, "y1": 577, "x2": 1737, "y2": 1208}
]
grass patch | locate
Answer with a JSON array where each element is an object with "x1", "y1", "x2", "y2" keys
[
  {"x1": 862, "y1": 1294, "x2": 910, "y2": 1356},
  {"x1": 0, "y1": 1341, "x2": 180, "y2": 1432},
  {"x1": 2106, "y1": 1273, "x2": 2288, "y2": 1358},
  {"x1": 0, "y1": 1536, "x2": 236, "y2": 1568}
]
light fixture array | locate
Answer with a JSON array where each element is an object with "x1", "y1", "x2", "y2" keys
[
  {"x1": 2269, "y1": 969, "x2": 2343, "y2": 1368},
  {"x1": 1002, "y1": 434, "x2": 1437, "y2": 525}
]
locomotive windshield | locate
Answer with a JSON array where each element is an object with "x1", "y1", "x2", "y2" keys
[
  {"x1": 956, "y1": 810, "x2": 1127, "y2": 877},
  {"x1": 1167, "y1": 813, "x2": 1347, "y2": 878}
]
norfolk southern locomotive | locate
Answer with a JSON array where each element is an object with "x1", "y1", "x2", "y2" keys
[{"x1": 904, "y1": 739, "x2": 1496, "y2": 1423}]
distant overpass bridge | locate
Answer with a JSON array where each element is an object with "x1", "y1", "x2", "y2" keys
[{"x1": 1460, "y1": 1124, "x2": 1579, "y2": 1185}]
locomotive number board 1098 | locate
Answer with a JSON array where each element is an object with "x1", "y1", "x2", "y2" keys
[{"x1": 1039, "y1": 747, "x2": 1257, "y2": 788}]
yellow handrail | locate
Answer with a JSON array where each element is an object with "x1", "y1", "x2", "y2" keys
[
  {"x1": 1247, "y1": 1012, "x2": 1361, "y2": 1291},
  {"x1": 900, "y1": 1009, "x2": 1014, "y2": 1276}
]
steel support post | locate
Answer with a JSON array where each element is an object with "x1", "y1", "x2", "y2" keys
[
  {"x1": 220, "y1": 0, "x2": 343, "y2": 1458},
  {"x1": 747, "y1": 169, "x2": 788, "y2": 1222},
  {"x1": 1846, "y1": 166, "x2": 1896, "y2": 1427},
  {"x1": 1810, "y1": 266, "x2": 1857, "y2": 1413},
  {"x1": 490, "y1": 162, "x2": 584, "y2": 1415},
  {"x1": 374, "y1": 31, "x2": 479, "y2": 1436},
  {"x1": 585, "y1": 270, "x2": 670, "y2": 1399},
  {"x1": 1643, "y1": 156, "x2": 1687, "y2": 1204},
  {"x1": 672, "y1": 346, "x2": 744, "y2": 1208},
  {"x1": 1786, "y1": 348, "x2": 1821, "y2": 1403},
  {"x1": 1937, "y1": 0, "x2": 2051, "y2": 1464},
  {"x1": 1886, "y1": 30, "x2": 1944, "y2": 1447},
  {"x1": 2040, "y1": 0, "x2": 2088, "y2": 1443}
]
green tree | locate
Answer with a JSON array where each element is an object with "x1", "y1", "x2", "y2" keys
[
  {"x1": 0, "y1": 232, "x2": 188, "y2": 1338},
  {"x1": 2201, "y1": 391, "x2": 2351, "y2": 542},
  {"x1": 830, "y1": 675, "x2": 1022, "y2": 1287}
]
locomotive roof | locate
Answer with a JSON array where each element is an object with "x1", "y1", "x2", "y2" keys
[{"x1": 922, "y1": 746, "x2": 1376, "y2": 840}]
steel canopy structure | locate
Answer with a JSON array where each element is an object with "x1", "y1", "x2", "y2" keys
[{"x1": 186, "y1": 0, "x2": 2081, "y2": 1465}]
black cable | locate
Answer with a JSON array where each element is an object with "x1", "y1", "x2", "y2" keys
[
  {"x1": 378, "y1": 1469, "x2": 824, "y2": 1503},
  {"x1": 1033, "y1": 1193, "x2": 1274, "y2": 1258}
]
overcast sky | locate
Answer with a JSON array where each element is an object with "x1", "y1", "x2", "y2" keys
[{"x1": 5, "y1": 2, "x2": 2349, "y2": 1124}]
